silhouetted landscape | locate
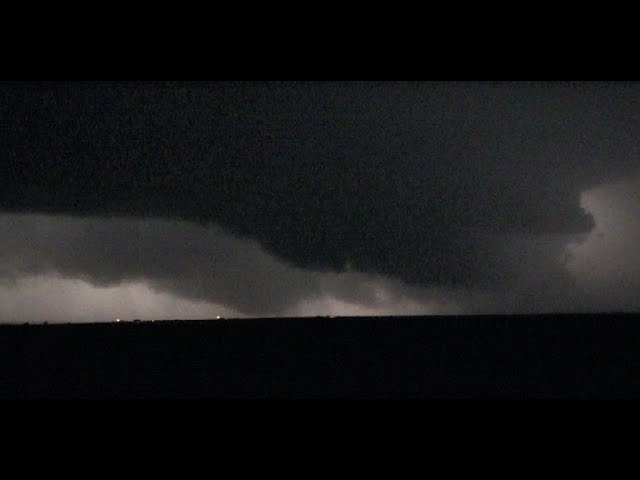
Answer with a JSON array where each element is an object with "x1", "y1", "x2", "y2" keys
[{"x1": 2, "y1": 313, "x2": 640, "y2": 398}]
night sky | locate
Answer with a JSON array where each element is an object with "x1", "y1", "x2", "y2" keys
[{"x1": 1, "y1": 81, "x2": 639, "y2": 322}]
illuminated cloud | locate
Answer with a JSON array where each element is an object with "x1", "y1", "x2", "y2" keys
[
  {"x1": 564, "y1": 173, "x2": 640, "y2": 311},
  {"x1": 0, "y1": 275, "x2": 242, "y2": 324}
]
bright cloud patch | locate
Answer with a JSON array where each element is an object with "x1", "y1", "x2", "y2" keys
[
  {"x1": 0, "y1": 275, "x2": 242, "y2": 323},
  {"x1": 564, "y1": 173, "x2": 640, "y2": 312}
]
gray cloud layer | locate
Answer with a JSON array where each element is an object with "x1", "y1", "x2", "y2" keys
[
  {"x1": 0, "y1": 213, "x2": 452, "y2": 317},
  {"x1": 1, "y1": 171, "x2": 638, "y2": 322}
]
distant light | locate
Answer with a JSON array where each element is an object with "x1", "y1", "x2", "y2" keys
[
  {"x1": 216, "y1": 316, "x2": 221, "y2": 319},
  {"x1": 116, "y1": 318, "x2": 120, "y2": 322}
]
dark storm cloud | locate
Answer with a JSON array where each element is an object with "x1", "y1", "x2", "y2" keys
[
  {"x1": 1, "y1": 194, "x2": 638, "y2": 320},
  {"x1": 0, "y1": 209, "x2": 625, "y2": 320},
  {"x1": 1, "y1": 81, "x2": 639, "y2": 290},
  {"x1": 0, "y1": 213, "x2": 444, "y2": 316}
]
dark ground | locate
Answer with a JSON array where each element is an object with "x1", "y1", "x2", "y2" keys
[{"x1": 2, "y1": 313, "x2": 640, "y2": 398}]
